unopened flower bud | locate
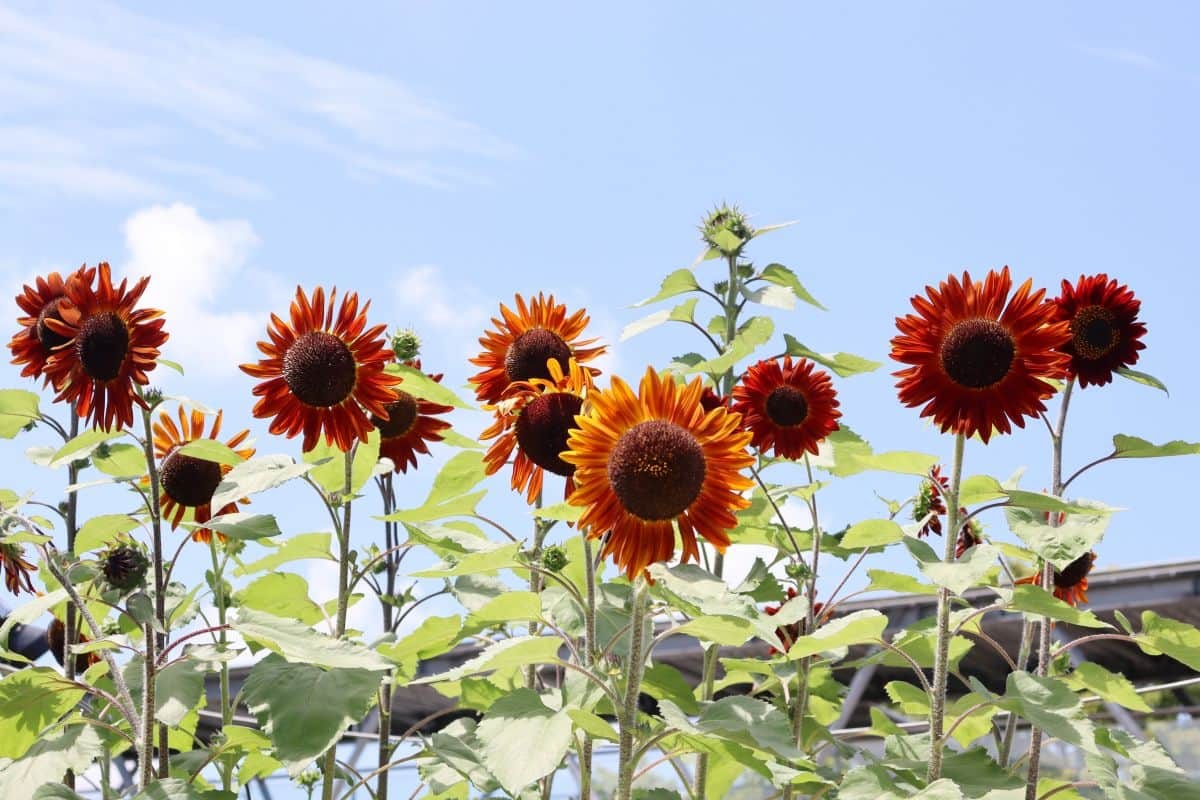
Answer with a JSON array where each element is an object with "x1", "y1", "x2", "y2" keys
[
  {"x1": 101, "y1": 544, "x2": 150, "y2": 593},
  {"x1": 390, "y1": 328, "x2": 422, "y2": 362},
  {"x1": 542, "y1": 545, "x2": 569, "y2": 572}
]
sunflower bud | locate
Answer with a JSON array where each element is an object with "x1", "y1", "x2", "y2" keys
[
  {"x1": 390, "y1": 328, "x2": 422, "y2": 362},
  {"x1": 142, "y1": 386, "x2": 165, "y2": 410},
  {"x1": 700, "y1": 203, "x2": 754, "y2": 256},
  {"x1": 101, "y1": 544, "x2": 150, "y2": 593},
  {"x1": 784, "y1": 561, "x2": 811, "y2": 581},
  {"x1": 541, "y1": 545, "x2": 569, "y2": 572}
]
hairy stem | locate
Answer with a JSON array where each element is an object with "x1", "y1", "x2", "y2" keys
[
  {"x1": 209, "y1": 539, "x2": 234, "y2": 792},
  {"x1": 580, "y1": 534, "x2": 598, "y2": 800},
  {"x1": 617, "y1": 582, "x2": 649, "y2": 800},
  {"x1": 323, "y1": 449, "x2": 355, "y2": 800},
  {"x1": 64, "y1": 410, "x2": 80, "y2": 790},
  {"x1": 139, "y1": 406, "x2": 170, "y2": 777},
  {"x1": 378, "y1": 474, "x2": 397, "y2": 800}
]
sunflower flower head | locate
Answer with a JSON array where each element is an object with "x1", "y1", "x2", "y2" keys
[
  {"x1": 891, "y1": 267, "x2": 1070, "y2": 443},
  {"x1": 482, "y1": 356, "x2": 593, "y2": 503},
  {"x1": 372, "y1": 360, "x2": 452, "y2": 474},
  {"x1": 469, "y1": 293, "x2": 605, "y2": 406},
  {"x1": 42, "y1": 263, "x2": 168, "y2": 431},
  {"x1": 152, "y1": 406, "x2": 255, "y2": 542},
  {"x1": 1052, "y1": 274, "x2": 1146, "y2": 388},
  {"x1": 9, "y1": 264, "x2": 97, "y2": 385},
  {"x1": 100, "y1": 542, "x2": 150, "y2": 593},
  {"x1": 1017, "y1": 551, "x2": 1097, "y2": 607},
  {"x1": 241, "y1": 286, "x2": 401, "y2": 452},
  {"x1": 562, "y1": 367, "x2": 753, "y2": 579},
  {"x1": 733, "y1": 356, "x2": 841, "y2": 459}
]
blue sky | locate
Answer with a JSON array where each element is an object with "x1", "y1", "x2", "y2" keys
[{"x1": 3, "y1": 1, "x2": 1199, "y2": 796}]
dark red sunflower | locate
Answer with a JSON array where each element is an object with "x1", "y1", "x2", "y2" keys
[
  {"x1": 372, "y1": 360, "x2": 452, "y2": 474},
  {"x1": 9, "y1": 264, "x2": 96, "y2": 385},
  {"x1": 1, "y1": 542, "x2": 36, "y2": 595},
  {"x1": 42, "y1": 262, "x2": 168, "y2": 431},
  {"x1": 482, "y1": 356, "x2": 592, "y2": 503},
  {"x1": 699, "y1": 387, "x2": 729, "y2": 413},
  {"x1": 1051, "y1": 274, "x2": 1146, "y2": 388},
  {"x1": 891, "y1": 267, "x2": 1070, "y2": 443},
  {"x1": 913, "y1": 465, "x2": 951, "y2": 538},
  {"x1": 562, "y1": 368, "x2": 753, "y2": 579},
  {"x1": 955, "y1": 518, "x2": 984, "y2": 558},
  {"x1": 152, "y1": 406, "x2": 255, "y2": 543},
  {"x1": 47, "y1": 617, "x2": 100, "y2": 674},
  {"x1": 241, "y1": 287, "x2": 401, "y2": 452},
  {"x1": 764, "y1": 587, "x2": 826, "y2": 655},
  {"x1": 468, "y1": 293, "x2": 605, "y2": 406},
  {"x1": 733, "y1": 356, "x2": 841, "y2": 459},
  {"x1": 1016, "y1": 552, "x2": 1096, "y2": 607}
]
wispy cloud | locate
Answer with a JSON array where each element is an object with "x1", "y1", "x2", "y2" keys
[
  {"x1": 0, "y1": 1, "x2": 515, "y2": 199},
  {"x1": 1079, "y1": 46, "x2": 1161, "y2": 71}
]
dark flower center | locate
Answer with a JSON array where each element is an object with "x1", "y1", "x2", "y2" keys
[
  {"x1": 160, "y1": 449, "x2": 223, "y2": 508},
  {"x1": 505, "y1": 328, "x2": 571, "y2": 383},
  {"x1": 372, "y1": 391, "x2": 419, "y2": 439},
  {"x1": 76, "y1": 311, "x2": 130, "y2": 381},
  {"x1": 283, "y1": 331, "x2": 357, "y2": 407},
  {"x1": 1055, "y1": 552, "x2": 1096, "y2": 589},
  {"x1": 103, "y1": 545, "x2": 148, "y2": 591},
  {"x1": 939, "y1": 318, "x2": 1015, "y2": 389},
  {"x1": 1071, "y1": 305, "x2": 1118, "y2": 360},
  {"x1": 608, "y1": 420, "x2": 706, "y2": 521},
  {"x1": 765, "y1": 385, "x2": 809, "y2": 427},
  {"x1": 35, "y1": 297, "x2": 70, "y2": 352},
  {"x1": 515, "y1": 392, "x2": 583, "y2": 476}
]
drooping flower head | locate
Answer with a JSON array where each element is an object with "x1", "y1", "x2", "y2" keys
[
  {"x1": 47, "y1": 617, "x2": 100, "y2": 674},
  {"x1": 733, "y1": 356, "x2": 841, "y2": 459},
  {"x1": 100, "y1": 542, "x2": 149, "y2": 593},
  {"x1": 1052, "y1": 274, "x2": 1146, "y2": 388},
  {"x1": 241, "y1": 287, "x2": 400, "y2": 452},
  {"x1": 891, "y1": 267, "x2": 1070, "y2": 443},
  {"x1": 482, "y1": 356, "x2": 592, "y2": 503},
  {"x1": 152, "y1": 406, "x2": 255, "y2": 543},
  {"x1": 42, "y1": 263, "x2": 168, "y2": 430},
  {"x1": 9, "y1": 264, "x2": 96, "y2": 385},
  {"x1": 763, "y1": 587, "x2": 825, "y2": 656},
  {"x1": 372, "y1": 360, "x2": 452, "y2": 474},
  {"x1": 469, "y1": 293, "x2": 605, "y2": 406},
  {"x1": 1017, "y1": 551, "x2": 1097, "y2": 607},
  {"x1": 913, "y1": 465, "x2": 951, "y2": 538},
  {"x1": 1, "y1": 542, "x2": 36, "y2": 595},
  {"x1": 562, "y1": 367, "x2": 753, "y2": 579}
]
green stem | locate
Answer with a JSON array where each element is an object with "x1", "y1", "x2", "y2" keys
[
  {"x1": 322, "y1": 449, "x2": 355, "y2": 800},
  {"x1": 527, "y1": 491, "x2": 551, "y2": 689},
  {"x1": 140, "y1": 623, "x2": 156, "y2": 789},
  {"x1": 378, "y1": 474, "x2": 396, "y2": 800},
  {"x1": 580, "y1": 534, "x2": 598, "y2": 800},
  {"x1": 927, "y1": 432, "x2": 966, "y2": 783},
  {"x1": 64, "y1": 409, "x2": 80, "y2": 791},
  {"x1": 139, "y1": 405, "x2": 170, "y2": 778},
  {"x1": 617, "y1": 581, "x2": 650, "y2": 800},
  {"x1": 209, "y1": 538, "x2": 233, "y2": 793}
]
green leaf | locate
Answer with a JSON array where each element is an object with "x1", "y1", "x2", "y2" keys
[
  {"x1": 647, "y1": 563, "x2": 767, "y2": 640},
  {"x1": 199, "y1": 512, "x2": 282, "y2": 541},
  {"x1": 383, "y1": 452, "x2": 487, "y2": 522},
  {"x1": 841, "y1": 519, "x2": 904, "y2": 549},
  {"x1": 1136, "y1": 611, "x2": 1200, "y2": 672},
  {"x1": 1004, "y1": 503, "x2": 1112, "y2": 569},
  {"x1": 813, "y1": 427, "x2": 933, "y2": 477},
  {"x1": 155, "y1": 660, "x2": 206, "y2": 726},
  {"x1": 641, "y1": 663, "x2": 700, "y2": 715},
  {"x1": 49, "y1": 428, "x2": 123, "y2": 467},
  {"x1": 919, "y1": 544, "x2": 999, "y2": 595},
  {"x1": 476, "y1": 689, "x2": 573, "y2": 796},
  {"x1": 758, "y1": 264, "x2": 825, "y2": 310},
  {"x1": 1002, "y1": 584, "x2": 1111, "y2": 629},
  {"x1": 232, "y1": 608, "x2": 391, "y2": 671},
  {"x1": 0, "y1": 668, "x2": 86, "y2": 760},
  {"x1": 633, "y1": 268, "x2": 702, "y2": 307},
  {"x1": 303, "y1": 430, "x2": 381, "y2": 496},
  {"x1": 412, "y1": 636, "x2": 562, "y2": 684},
  {"x1": 0, "y1": 724, "x2": 106, "y2": 800},
  {"x1": 461, "y1": 592, "x2": 541, "y2": 636},
  {"x1": 92, "y1": 442, "x2": 146, "y2": 477},
  {"x1": 532, "y1": 501, "x2": 582, "y2": 523},
  {"x1": 659, "y1": 695, "x2": 802, "y2": 760},
  {"x1": 210, "y1": 455, "x2": 313, "y2": 509},
  {"x1": 243, "y1": 654, "x2": 381, "y2": 774},
  {"x1": 1116, "y1": 366, "x2": 1169, "y2": 394},
  {"x1": 177, "y1": 438, "x2": 246, "y2": 466},
  {"x1": 235, "y1": 573, "x2": 324, "y2": 625},
  {"x1": 687, "y1": 316, "x2": 774, "y2": 375},
  {"x1": 234, "y1": 532, "x2": 332, "y2": 576},
  {"x1": 865, "y1": 570, "x2": 938, "y2": 596},
  {"x1": 0, "y1": 390, "x2": 40, "y2": 439},
  {"x1": 958, "y1": 474, "x2": 1006, "y2": 506},
  {"x1": 995, "y1": 671, "x2": 1100, "y2": 754},
  {"x1": 675, "y1": 616, "x2": 757, "y2": 646},
  {"x1": 0, "y1": 591, "x2": 69, "y2": 650},
  {"x1": 1066, "y1": 661, "x2": 1151, "y2": 712},
  {"x1": 788, "y1": 610, "x2": 888, "y2": 659},
  {"x1": 621, "y1": 299, "x2": 699, "y2": 342},
  {"x1": 33, "y1": 786, "x2": 88, "y2": 800},
  {"x1": 412, "y1": 541, "x2": 523, "y2": 578},
  {"x1": 388, "y1": 363, "x2": 472, "y2": 409},
  {"x1": 1112, "y1": 434, "x2": 1200, "y2": 459},
  {"x1": 783, "y1": 335, "x2": 881, "y2": 378},
  {"x1": 740, "y1": 282, "x2": 797, "y2": 310},
  {"x1": 132, "y1": 778, "x2": 230, "y2": 800},
  {"x1": 566, "y1": 708, "x2": 619, "y2": 742},
  {"x1": 379, "y1": 616, "x2": 463, "y2": 680},
  {"x1": 74, "y1": 513, "x2": 141, "y2": 552},
  {"x1": 884, "y1": 680, "x2": 929, "y2": 715}
]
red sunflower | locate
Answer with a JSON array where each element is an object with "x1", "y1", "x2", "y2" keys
[
  {"x1": 1052, "y1": 274, "x2": 1146, "y2": 388},
  {"x1": 732, "y1": 357, "x2": 841, "y2": 459},
  {"x1": 562, "y1": 368, "x2": 753, "y2": 579},
  {"x1": 47, "y1": 616, "x2": 101, "y2": 673},
  {"x1": 241, "y1": 287, "x2": 400, "y2": 453},
  {"x1": 153, "y1": 406, "x2": 255, "y2": 543},
  {"x1": 1, "y1": 542, "x2": 36, "y2": 595},
  {"x1": 482, "y1": 356, "x2": 592, "y2": 503},
  {"x1": 373, "y1": 360, "x2": 453, "y2": 474},
  {"x1": 913, "y1": 465, "x2": 951, "y2": 538},
  {"x1": 468, "y1": 293, "x2": 605, "y2": 406},
  {"x1": 891, "y1": 267, "x2": 1070, "y2": 443},
  {"x1": 9, "y1": 264, "x2": 96, "y2": 385},
  {"x1": 1017, "y1": 552, "x2": 1096, "y2": 607},
  {"x1": 42, "y1": 262, "x2": 168, "y2": 431}
]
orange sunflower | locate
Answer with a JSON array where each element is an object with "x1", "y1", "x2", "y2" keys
[
  {"x1": 153, "y1": 405, "x2": 255, "y2": 543},
  {"x1": 469, "y1": 293, "x2": 605, "y2": 406},
  {"x1": 1017, "y1": 552, "x2": 1096, "y2": 607},
  {"x1": 241, "y1": 287, "x2": 400, "y2": 453},
  {"x1": 732, "y1": 356, "x2": 841, "y2": 459},
  {"x1": 1052, "y1": 274, "x2": 1146, "y2": 388},
  {"x1": 42, "y1": 263, "x2": 168, "y2": 431},
  {"x1": 482, "y1": 356, "x2": 592, "y2": 503},
  {"x1": 373, "y1": 360, "x2": 453, "y2": 474},
  {"x1": 562, "y1": 367, "x2": 753, "y2": 578},
  {"x1": 891, "y1": 267, "x2": 1070, "y2": 443},
  {"x1": 9, "y1": 264, "x2": 96, "y2": 385}
]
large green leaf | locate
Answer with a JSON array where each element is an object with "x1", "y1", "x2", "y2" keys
[
  {"x1": 412, "y1": 541, "x2": 523, "y2": 578},
  {"x1": 659, "y1": 695, "x2": 802, "y2": 759},
  {"x1": 0, "y1": 669, "x2": 85, "y2": 760},
  {"x1": 383, "y1": 452, "x2": 487, "y2": 522},
  {"x1": 460, "y1": 592, "x2": 541, "y2": 636},
  {"x1": 131, "y1": 778, "x2": 233, "y2": 800},
  {"x1": 1004, "y1": 503, "x2": 1111, "y2": 569},
  {"x1": 782, "y1": 336, "x2": 881, "y2": 378},
  {"x1": 177, "y1": 439, "x2": 246, "y2": 466},
  {"x1": 1066, "y1": 662, "x2": 1151, "y2": 712},
  {"x1": 0, "y1": 591, "x2": 69, "y2": 657},
  {"x1": 475, "y1": 689, "x2": 573, "y2": 796},
  {"x1": 91, "y1": 442, "x2": 146, "y2": 477},
  {"x1": 232, "y1": 608, "x2": 391, "y2": 670},
  {"x1": 242, "y1": 654, "x2": 381, "y2": 774},
  {"x1": 841, "y1": 519, "x2": 904, "y2": 549},
  {"x1": 686, "y1": 316, "x2": 774, "y2": 375},
  {"x1": 74, "y1": 513, "x2": 141, "y2": 552},
  {"x1": 919, "y1": 544, "x2": 999, "y2": 595},
  {"x1": 388, "y1": 363, "x2": 472, "y2": 409},
  {"x1": 1000, "y1": 584, "x2": 1111, "y2": 629},
  {"x1": 758, "y1": 263, "x2": 825, "y2": 310},
  {"x1": 1137, "y1": 611, "x2": 1200, "y2": 671},
  {"x1": 812, "y1": 427, "x2": 933, "y2": 477},
  {"x1": 234, "y1": 532, "x2": 332, "y2": 576},
  {"x1": 0, "y1": 390, "x2": 39, "y2": 439},
  {"x1": 200, "y1": 512, "x2": 282, "y2": 541},
  {"x1": 995, "y1": 671, "x2": 1100, "y2": 754},
  {"x1": 0, "y1": 724, "x2": 106, "y2": 800},
  {"x1": 235, "y1": 573, "x2": 324, "y2": 625},
  {"x1": 379, "y1": 615, "x2": 463, "y2": 681},
  {"x1": 1112, "y1": 434, "x2": 1200, "y2": 459},
  {"x1": 303, "y1": 429, "x2": 380, "y2": 496},
  {"x1": 648, "y1": 563, "x2": 768, "y2": 640},
  {"x1": 1116, "y1": 367, "x2": 1169, "y2": 394},
  {"x1": 154, "y1": 661, "x2": 206, "y2": 727},
  {"x1": 210, "y1": 455, "x2": 314, "y2": 509},
  {"x1": 49, "y1": 428, "x2": 123, "y2": 467},
  {"x1": 865, "y1": 570, "x2": 938, "y2": 596},
  {"x1": 412, "y1": 636, "x2": 562, "y2": 684},
  {"x1": 787, "y1": 610, "x2": 888, "y2": 659},
  {"x1": 633, "y1": 268, "x2": 702, "y2": 307}
]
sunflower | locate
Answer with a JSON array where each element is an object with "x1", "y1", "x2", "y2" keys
[
  {"x1": 891, "y1": 267, "x2": 1070, "y2": 443},
  {"x1": 913, "y1": 465, "x2": 951, "y2": 538},
  {"x1": 153, "y1": 406, "x2": 255, "y2": 543},
  {"x1": 1, "y1": 542, "x2": 36, "y2": 595},
  {"x1": 733, "y1": 357, "x2": 841, "y2": 459},
  {"x1": 1052, "y1": 274, "x2": 1146, "y2": 388},
  {"x1": 562, "y1": 367, "x2": 753, "y2": 578},
  {"x1": 47, "y1": 617, "x2": 100, "y2": 674},
  {"x1": 241, "y1": 286, "x2": 400, "y2": 453},
  {"x1": 469, "y1": 293, "x2": 605, "y2": 406},
  {"x1": 372, "y1": 360, "x2": 452, "y2": 474},
  {"x1": 42, "y1": 263, "x2": 168, "y2": 431},
  {"x1": 482, "y1": 356, "x2": 592, "y2": 503},
  {"x1": 1017, "y1": 552, "x2": 1096, "y2": 607},
  {"x1": 9, "y1": 264, "x2": 96, "y2": 385}
]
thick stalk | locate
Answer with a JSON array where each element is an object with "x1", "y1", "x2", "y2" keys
[
  {"x1": 1026, "y1": 379, "x2": 1074, "y2": 798},
  {"x1": 140, "y1": 624, "x2": 156, "y2": 788},
  {"x1": 580, "y1": 534, "x2": 598, "y2": 800},
  {"x1": 138, "y1": 406, "x2": 170, "y2": 777},
  {"x1": 927, "y1": 432, "x2": 966, "y2": 782},
  {"x1": 526, "y1": 492, "x2": 550, "y2": 689},
  {"x1": 323, "y1": 450, "x2": 355, "y2": 800},
  {"x1": 617, "y1": 581, "x2": 649, "y2": 800},
  {"x1": 64, "y1": 410, "x2": 80, "y2": 790},
  {"x1": 378, "y1": 474, "x2": 396, "y2": 800},
  {"x1": 209, "y1": 539, "x2": 234, "y2": 793}
]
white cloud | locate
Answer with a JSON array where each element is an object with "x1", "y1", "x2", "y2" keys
[
  {"x1": 393, "y1": 265, "x2": 492, "y2": 339},
  {"x1": 1079, "y1": 46, "x2": 1161, "y2": 71}
]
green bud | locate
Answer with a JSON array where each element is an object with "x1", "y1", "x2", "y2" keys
[
  {"x1": 390, "y1": 328, "x2": 422, "y2": 362},
  {"x1": 541, "y1": 545, "x2": 569, "y2": 572},
  {"x1": 700, "y1": 203, "x2": 754, "y2": 256},
  {"x1": 784, "y1": 561, "x2": 811, "y2": 581},
  {"x1": 142, "y1": 387, "x2": 165, "y2": 410}
]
